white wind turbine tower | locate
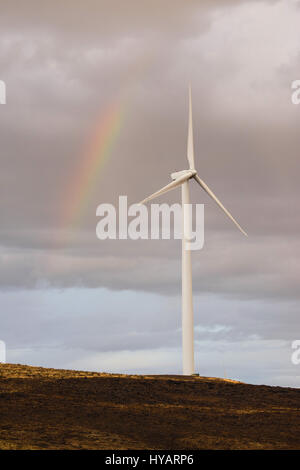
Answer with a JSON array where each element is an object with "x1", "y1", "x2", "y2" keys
[{"x1": 139, "y1": 87, "x2": 247, "y2": 375}]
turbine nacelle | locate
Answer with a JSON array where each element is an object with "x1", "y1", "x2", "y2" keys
[{"x1": 171, "y1": 169, "x2": 196, "y2": 181}]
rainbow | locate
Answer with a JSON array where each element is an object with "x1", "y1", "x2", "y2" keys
[{"x1": 62, "y1": 99, "x2": 124, "y2": 231}]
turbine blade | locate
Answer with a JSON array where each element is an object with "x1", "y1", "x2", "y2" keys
[
  {"x1": 193, "y1": 175, "x2": 248, "y2": 236},
  {"x1": 187, "y1": 85, "x2": 195, "y2": 170},
  {"x1": 139, "y1": 173, "x2": 191, "y2": 205}
]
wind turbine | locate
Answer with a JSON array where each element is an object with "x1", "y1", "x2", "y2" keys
[{"x1": 139, "y1": 87, "x2": 247, "y2": 375}]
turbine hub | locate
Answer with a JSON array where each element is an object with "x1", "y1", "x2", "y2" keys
[{"x1": 170, "y1": 169, "x2": 196, "y2": 180}]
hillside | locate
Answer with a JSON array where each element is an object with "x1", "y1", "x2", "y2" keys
[{"x1": 0, "y1": 363, "x2": 299, "y2": 449}]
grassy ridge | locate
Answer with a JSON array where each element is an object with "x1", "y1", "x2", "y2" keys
[{"x1": 0, "y1": 363, "x2": 299, "y2": 449}]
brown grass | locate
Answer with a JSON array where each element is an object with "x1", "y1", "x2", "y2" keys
[{"x1": 0, "y1": 363, "x2": 300, "y2": 449}]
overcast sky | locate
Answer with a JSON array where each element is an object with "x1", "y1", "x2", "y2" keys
[{"x1": 0, "y1": 0, "x2": 300, "y2": 386}]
